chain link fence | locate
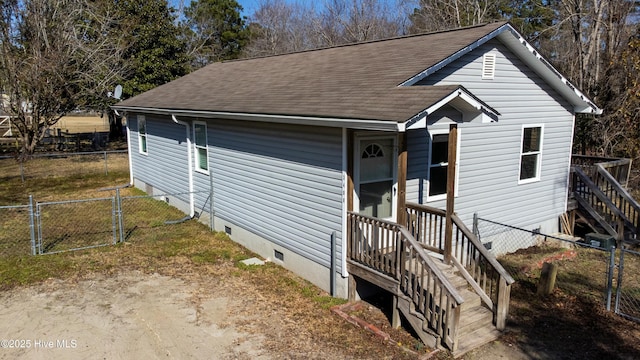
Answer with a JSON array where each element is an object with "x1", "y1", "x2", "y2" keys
[
  {"x1": 0, "y1": 190, "x2": 210, "y2": 257},
  {"x1": 0, "y1": 150, "x2": 128, "y2": 182},
  {"x1": 615, "y1": 247, "x2": 640, "y2": 322},
  {"x1": 0, "y1": 203, "x2": 34, "y2": 257},
  {"x1": 475, "y1": 216, "x2": 640, "y2": 323}
]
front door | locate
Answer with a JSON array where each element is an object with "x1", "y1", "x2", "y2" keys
[{"x1": 355, "y1": 137, "x2": 396, "y2": 220}]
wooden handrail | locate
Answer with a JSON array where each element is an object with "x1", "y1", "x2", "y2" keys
[
  {"x1": 451, "y1": 213, "x2": 515, "y2": 286},
  {"x1": 573, "y1": 166, "x2": 635, "y2": 238},
  {"x1": 347, "y1": 211, "x2": 464, "y2": 346},
  {"x1": 405, "y1": 202, "x2": 513, "y2": 329},
  {"x1": 594, "y1": 165, "x2": 640, "y2": 232}
]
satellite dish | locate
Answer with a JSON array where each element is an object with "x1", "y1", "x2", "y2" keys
[{"x1": 113, "y1": 85, "x2": 122, "y2": 100}]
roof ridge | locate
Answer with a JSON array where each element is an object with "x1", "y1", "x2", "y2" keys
[{"x1": 226, "y1": 21, "x2": 508, "y2": 63}]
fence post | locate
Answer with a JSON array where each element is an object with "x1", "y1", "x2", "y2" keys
[
  {"x1": 28, "y1": 195, "x2": 36, "y2": 255},
  {"x1": 104, "y1": 151, "x2": 108, "y2": 175},
  {"x1": 209, "y1": 168, "x2": 215, "y2": 231},
  {"x1": 116, "y1": 188, "x2": 124, "y2": 243},
  {"x1": 606, "y1": 245, "x2": 616, "y2": 311},
  {"x1": 614, "y1": 247, "x2": 625, "y2": 314},
  {"x1": 473, "y1": 212, "x2": 479, "y2": 238},
  {"x1": 20, "y1": 162, "x2": 25, "y2": 183}
]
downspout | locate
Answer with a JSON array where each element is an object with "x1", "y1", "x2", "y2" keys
[
  {"x1": 125, "y1": 117, "x2": 134, "y2": 186},
  {"x1": 172, "y1": 114, "x2": 195, "y2": 217}
]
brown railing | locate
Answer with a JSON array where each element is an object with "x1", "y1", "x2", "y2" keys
[
  {"x1": 572, "y1": 155, "x2": 632, "y2": 188},
  {"x1": 572, "y1": 155, "x2": 638, "y2": 240},
  {"x1": 572, "y1": 166, "x2": 638, "y2": 239},
  {"x1": 405, "y1": 202, "x2": 514, "y2": 329},
  {"x1": 347, "y1": 212, "x2": 464, "y2": 348}
]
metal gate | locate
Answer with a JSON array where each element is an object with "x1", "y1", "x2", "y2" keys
[
  {"x1": 36, "y1": 197, "x2": 117, "y2": 254},
  {"x1": 615, "y1": 247, "x2": 640, "y2": 322}
]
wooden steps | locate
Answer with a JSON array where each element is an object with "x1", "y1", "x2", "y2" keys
[{"x1": 398, "y1": 258, "x2": 500, "y2": 357}]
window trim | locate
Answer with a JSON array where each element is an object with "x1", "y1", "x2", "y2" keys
[
  {"x1": 138, "y1": 115, "x2": 147, "y2": 155},
  {"x1": 518, "y1": 124, "x2": 544, "y2": 184},
  {"x1": 426, "y1": 128, "x2": 460, "y2": 202},
  {"x1": 193, "y1": 121, "x2": 209, "y2": 174}
]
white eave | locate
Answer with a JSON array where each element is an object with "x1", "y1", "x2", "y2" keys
[
  {"x1": 404, "y1": 86, "x2": 500, "y2": 130},
  {"x1": 111, "y1": 106, "x2": 403, "y2": 132},
  {"x1": 401, "y1": 23, "x2": 602, "y2": 115}
]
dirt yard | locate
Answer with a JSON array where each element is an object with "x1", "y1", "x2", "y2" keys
[{"x1": 0, "y1": 272, "x2": 267, "y2": 359}]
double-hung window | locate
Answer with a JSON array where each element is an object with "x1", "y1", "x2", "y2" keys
[
  {"x1": 519, "y1": 125, "x2": 543, "y2": 183},
  {"x1": 193, "y1": 122, "x2": 208, "y2": 172},
  {"x1": 427, "y1": 129, "x2": 459, "y2": 201},
  {"x1": 138, "y1": 115, "x2": 147, "y2": 154}
]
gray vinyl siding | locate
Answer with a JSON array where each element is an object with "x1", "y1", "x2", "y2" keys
[
  {"x1": 208, "y1": 121, "x2": 344, "y2": 271},
  {"x1": 128, "y1": 113, "x2": 190, "y2": 204},
  {"x1": 408, "y1": 38, "x2": 574, "y2": 230}
]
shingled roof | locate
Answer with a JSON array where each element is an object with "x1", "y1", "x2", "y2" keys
[
  {"x1": 115, "y1": 20, "x2": 603, "y2": 124},
  {"x1": 116, "y1": 22, "x2": 511, "y2": 123}
]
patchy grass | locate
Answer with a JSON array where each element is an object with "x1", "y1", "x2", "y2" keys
[
  {"x1": 0, "y1": 157, "x2": 421, "y2": 359},
  {"x1": 497, "y1": 244, "x2": 640, "y2": 359}
]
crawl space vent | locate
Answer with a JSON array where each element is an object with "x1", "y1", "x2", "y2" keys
[
  {"x1": 482, "y1": 53, "x2": 496, "y2": 79},
  {"x1": 274, "y1": 250, "x2": 284, "y2": 261}
]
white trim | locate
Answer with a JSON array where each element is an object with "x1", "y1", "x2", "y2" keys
[
  {"x1": 341, "y1": 127, "x2": 348, "y2": 278},
  {"x1": 353, "y1": 134, "x2": 398, "y2": 222},
  {"x1": 406, "y1": 87, "x2": 499, "y2": 130},
  {"x1": 518, "y1": 124, "x2": 544, "y2": 185},
  {"x1": 400, "y1": 23, "x2": 601, "y2": 115},
  {"x1": 137, "y1": 115, "x2": 148, "y2": 155},
  {"x1": 113, "y1": 106, "x2": 401, "y2": 132},
  {"x1": 193, "y1": 121, "x2": 210, "y2": 175},
  {"x1": 565, "y1": 115, "x2": 576, "y2": 211},
  {"x1": 425, "y1": 128, "x2": 460, "y2": 202},
  {"x1": 172, "y1": 115, "x2": 195, "y2": 217}
]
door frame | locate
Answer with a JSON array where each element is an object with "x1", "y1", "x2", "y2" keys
[{"x1": 353, "y1": 133, "x2": 398, "y2": 221}]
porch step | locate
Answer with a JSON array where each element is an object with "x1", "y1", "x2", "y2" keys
[
  {"x1": 453, "y1": 326, "x2": 501, "y2": 358},
  {"x1": 403, "y1": 258, "x2": 498, "y2": 356}
]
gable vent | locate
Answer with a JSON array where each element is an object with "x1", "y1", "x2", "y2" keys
[{"x1": 482, "y1": 53, "x2": 496, "y2": 79}]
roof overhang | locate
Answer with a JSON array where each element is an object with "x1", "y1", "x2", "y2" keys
[
  {"x1": 404, "y1": 86, "x2": 500, "y2": 130},
  {"x1": 112, "y1": 105, "x2": 403, "y2": 132},
  {"x1": 401, "y1": 23, "x2": 602, "y2": 115}
]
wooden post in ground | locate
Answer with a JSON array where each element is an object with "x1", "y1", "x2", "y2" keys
[
  {"x1": 537, "y1": 262, "x2": 558, "y2": 296},
  {"x1": 444, "y1": 124, "x2": 458, "y2": 264}
]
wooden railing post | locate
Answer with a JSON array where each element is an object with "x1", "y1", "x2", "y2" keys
[
  {"x1": 444, "y1": 124, "x2": 458, "y2": 264},
  {"x1": 495, "y1": 277, "x2": 510, "y2": 330}
]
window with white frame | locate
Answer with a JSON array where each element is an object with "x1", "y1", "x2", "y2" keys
[
  {"x1": 138, "y1": 115, "x2": 147, "y2": 154},
  {"x1": 193, "y1": 122, "x2": 208, "y2": 172},
  {"x1": 519, "y1": 125, "x2": 543, "y2": 182},
  {"x1": 428, "y1": 133, "x2": 450, "y2": 199}
]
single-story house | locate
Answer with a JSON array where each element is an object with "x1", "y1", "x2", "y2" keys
[{"x1": 113, "y1": 21, "x2": 601, "y2": 299}]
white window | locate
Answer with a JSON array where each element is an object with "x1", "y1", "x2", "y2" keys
[
  {"x1": 519, "y1": 125, "x2": 543, "y2": 183},
  {"x1": 138, "y1": 115, "x2": 147, "y2": 154},
  {"x1": 427, "y1": 129, "x2": 460, "y2": 201},
  {"x1": 193, "y1": 122, "x2": 209, "y2": 173}
]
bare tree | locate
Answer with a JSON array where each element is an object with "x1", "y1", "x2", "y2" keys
[
  {"x1": 409, "y1": 0, "x2": 503, "y2": 32},
  {"x1": 244, "y1": 0, "x2": 409, "y2": 57},
  {"x1": 0, "y1": 0, "x2": 125, "y2": 159},
  {"x1": 243, "y1": 0, "x2": 312, "y2": 57}
]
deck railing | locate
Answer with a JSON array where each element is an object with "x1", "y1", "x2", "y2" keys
[
  {"x1": 347, "y1": 212, "x2": 464, "y2": 348},
  {"x1": 405, "y1": 202, "x2": 514, "y2": 329},
  {"x1": 571, "y1": 155, "x2": 638, "y2": 240},
  {"x1": 572, "y1": 155, "x2": 632, "y2": 188}
]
